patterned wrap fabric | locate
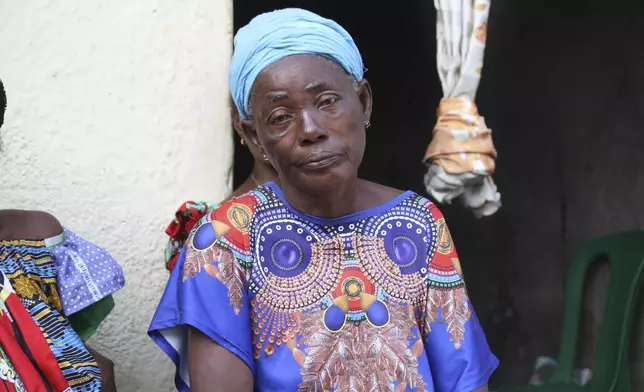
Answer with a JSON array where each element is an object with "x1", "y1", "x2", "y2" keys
[
  {"x1": 164, "y1": 201, "x2": 220, "y2": 273},
  {"x1": 0, "y1": 343, "x2": 26, "y2": 392},
  {"x1": 49, "y1": 229, "x2": 126, "y2": 316},
  {"x1": 0, "y1": 271, "x2": 71, "y2": 392},
  {"x1": 0, "y1": 228, "x2": 125, "y2": 392},
  {"x1": 149, "y1": 182, "x2": 498, "y2": 391},
  {"x1": 423, "y1": 0, "x2": 501, "y2": 218}
]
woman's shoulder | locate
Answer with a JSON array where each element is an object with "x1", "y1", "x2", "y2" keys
[
  {"x1": 164, "y1": 195, "x2": 265, "y2": 273},
  {"x1": 0, "y1": 209, "x2": 63, "y2": 241},
  {"x1": 359, "y1": 180, "x2": 433, "y2": 208},
  {"x1": 359, "y1": 180, "x2": 404, "y2": 200},
  {"x1": 358, "y1": 181, "x2": 449, "y2": 230},
  {"x1": 205, "y1": 192, "x2": 260, "y2": 237}
]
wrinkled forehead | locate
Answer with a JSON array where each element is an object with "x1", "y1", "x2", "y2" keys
[{"x1": 250, "y1": 54, "x2": 355, "y2": 100}]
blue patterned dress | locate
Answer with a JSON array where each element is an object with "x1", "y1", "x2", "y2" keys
[{"x1": 149, "y1": 182, "x2": 498, "y2": 391}]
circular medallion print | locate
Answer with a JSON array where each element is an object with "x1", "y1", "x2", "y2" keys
[
  {"x1": 355, "y1": 199, "x2": 437, "y2": 302},
  {"x1": 390, "y1": 235, "x2": 419, "y2": 268},
  {"x1": 381, "y1": 221, "x2": 427, "y2": 275},
  {"x1": 250, "y1": 207, "x2": 343, "y2": 312},
  {"x1": 227, "y1": 203, "x2": 253, "y2": 233},
  {"x1": 270, "y1": 238, "x2": 304, "y2": 272},
  {"x1": 436, "y1": 219, "x2": 454, "y2": 254},
  {"x1": 192, "y1": 221, "x2": 217, "y2": 251}
]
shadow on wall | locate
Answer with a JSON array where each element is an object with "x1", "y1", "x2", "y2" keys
[{"x1": 233, "y1": 0, "x2": 644, "y2": 386}]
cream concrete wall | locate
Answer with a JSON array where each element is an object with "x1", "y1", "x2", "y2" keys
[{"x1": 0, "y1": 1, "x2": 232, "y2": 390}]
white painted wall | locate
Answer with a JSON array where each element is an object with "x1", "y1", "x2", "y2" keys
[{"x1": 0, "y1": 1, "x2": 232, "y2": 390}]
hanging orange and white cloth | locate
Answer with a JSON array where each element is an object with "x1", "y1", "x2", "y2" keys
[{"x1": 423, "y1": 0, "x2": 501, "y2": 217}]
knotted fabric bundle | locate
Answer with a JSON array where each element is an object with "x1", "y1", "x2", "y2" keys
[
  {"x1": 423, "y1": 0, "x2": 501, "y2": 217},
  {"x1": 423, "y1": 96, "x2": 500, "y2": 217}
]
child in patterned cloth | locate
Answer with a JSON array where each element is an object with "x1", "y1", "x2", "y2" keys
[{"x1": 0, "y1": 78, "x2": 125, "y2": 391}]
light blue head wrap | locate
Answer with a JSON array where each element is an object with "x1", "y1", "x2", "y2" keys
[{"x1": 230, "y1": 8, "x2": 364, "y2": 119}]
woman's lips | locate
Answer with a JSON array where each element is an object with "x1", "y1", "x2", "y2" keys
[{"x1": 298, "y1": 153, "x2": 342, "y2": 170}]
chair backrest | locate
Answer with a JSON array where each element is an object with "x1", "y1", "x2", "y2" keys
[{"x1": 550, "y1": 230, "x2": 644, "y2": 392}]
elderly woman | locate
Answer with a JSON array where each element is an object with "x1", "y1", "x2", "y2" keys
[{"x1": 149, "y1": 8, "x2": 498, "y2": 392}]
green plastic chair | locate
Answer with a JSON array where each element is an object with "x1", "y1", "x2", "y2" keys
[{"x1": 496, "y1": 230, "x2": 644, "y2": 392}]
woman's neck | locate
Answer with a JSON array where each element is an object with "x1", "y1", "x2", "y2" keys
[
  {"x1": 279, "y1": 177, "x2": 361, "y2": 219},
  {"x1": 250, "y1": 161, "x2": 277, "y2": 185},
  {"x1": 276, "y1": 179, "x2": 403, "y2": 219},
  {"x1": 230, "y1": 161, "x2": 278, "y2": 198}
]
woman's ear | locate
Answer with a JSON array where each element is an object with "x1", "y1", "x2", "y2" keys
[
  {"x1": 234, "y1": 101, "x2": 263, "y2": 155},
  {"x1": 234, "y1": 97, "x2": 268, "y2": 160},
  {"x1": 357, "y1": 79, "x2": 373, "y2": 125},
  {"x1": 240, "y1": 119, "x2": 264, "y2": 157}
]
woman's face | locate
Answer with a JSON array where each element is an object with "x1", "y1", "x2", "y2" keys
[{"x1": 244, "y1": 54, "x2": 372, "y2": 195}]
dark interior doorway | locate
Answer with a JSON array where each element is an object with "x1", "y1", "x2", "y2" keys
[{"x1": 232, "y1": 0, "x2": 644, "y2": 386}]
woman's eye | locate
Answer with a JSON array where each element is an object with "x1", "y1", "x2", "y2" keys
[
  {"x1": 269, "y1": 114, "x2": 291, "y2": 125},
  {"x1": 320, "y1": 96, "x2": 339, "y2": 107}
]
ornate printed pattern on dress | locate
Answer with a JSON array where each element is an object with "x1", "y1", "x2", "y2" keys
[
  {"x1": 182, "y1": 187, "x2": 473, "y2": 390},
  {"x1": 183, "y1": 193, "x2": 257, "y2": 314},
  {"x1": 422, "y1": 202, "x2": 472, "y2": 349}
]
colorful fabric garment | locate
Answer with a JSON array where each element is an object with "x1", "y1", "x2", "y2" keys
[
  {"x1": 49, "y1": 229, "x2": 125, "y2": 317},
  {"x1": 423, "y1": 0, "x2": 500, "y2": 217},
  {"x1": 0, "y1": 271, "x2": 44, "y2": 392},
  {"x1": 0, "y1": 299, "x2": 52, "y2": 392},
  {"x1": 0, "y1": 272, "x2": 71, "y2": 392},
  {"x1": 0, "y1": 344, "x2": 26, "y2": 392},
  {"x1": 149, "y1": 182, "x2": 498, "y2": 391},
  {"x1": 67, "y1": 296, "x2": 115, "y2": 343},
  {"x1": 164, "y1": 201, "x2": 219, "y2": 273},
  {"x1": 0, "y1": 341, "x2": 26, "y2": 392},
  {"x1": 0, "y1": 229, "x2": 125, "y2": 392}
]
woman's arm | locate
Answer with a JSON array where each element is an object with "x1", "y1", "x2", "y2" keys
[
  {"x1": 473, "y1": 386, "x2": 489, "y2": 392},
  {"x1": 188, "y1": 327, "x2": 253, "y2": 392}
]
